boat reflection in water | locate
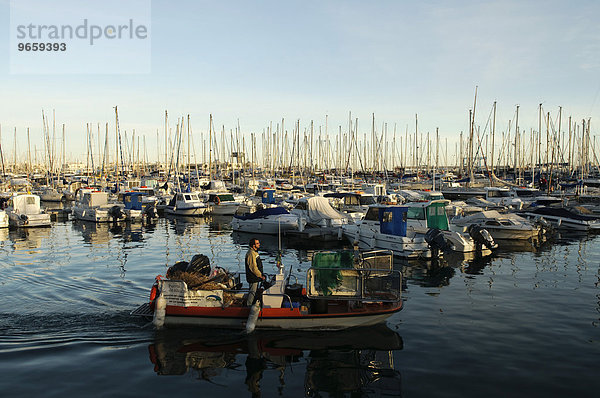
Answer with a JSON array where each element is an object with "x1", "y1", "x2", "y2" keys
[
  {"x1": 8, "y1": 226, "x2": 51, "y2": 251},
  {"x1": 398, "y1": 251, "x2": 496, "y2": 288},
  {"x1": 207, "y1": 215, "x2": 233, "y2": 233},
  {"x1": 164, "y1": 214, "x2": 208, "y2": 235},
  {"x1": 148, "y1": 324, "x2": 403, "y2": 396},
  {"x1": 72, "y1": 220, "x2": 146, "y2": 245}
]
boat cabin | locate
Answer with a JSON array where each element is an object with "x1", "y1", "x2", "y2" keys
[
  {"x1": 208, "y1": 193, "x2": 235, "y2": 203},
  {"x1": 122, "y1": 192, "x2": 147, "y2": 210},
  {"x1": 80, "y1": 191, "x2": 109, "y2": 208},
  {"x1": 255, "y1": 189, "x2": 275, "y2": 204},
  {"x1": 379, "y1": 206, "x2": 408, "y2": 237},
  {"x1": 10, "y1": 194, "x2": 43, "y2": 215},
  {"x1": 405, "y1": 200, "x2": 450, "y2": 230},
  {"x1": 170, "y1": 192, "x2": 202, "y2": 205}
]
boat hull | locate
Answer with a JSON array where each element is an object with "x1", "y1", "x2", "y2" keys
[
  {"x1": 342, "y1": 224, "x2": 431, "y2": 258},
  {"x1": 232, "y1": 216, "x2": 300, "y2": 235},
  {"x1": 72, "y1": 208, "x2": 111, "y2": 223},
  {"x1": 8, "y1": 212, "x2": 51, "y2": 228},
  {"x1": 162, "y1": 303, "x2": 402, "y2": 330},
  {"x1": 207, "y1": 203, "x2": 240, "y2": 216},
  {"x1": 519, "y1": 212, "x2": 599, "y2": 231},
  {"x1": 480, "y1": 227, "x2": 539, "y2": 240},
  {"x1": 163, "y1": 206, "x2": 207, "y2": 216}
]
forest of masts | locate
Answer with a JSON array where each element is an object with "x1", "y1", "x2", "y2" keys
[{"x1": 0, "y1": 104, "x2": 598, "y2": 183}]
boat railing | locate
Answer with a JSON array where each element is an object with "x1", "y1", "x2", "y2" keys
[
  {"x1": 359, "y1": 250, "x2": 394, "y2": 272},
  {"x1": 261, "y1": 292, "x2": 295, "y2": 309},
  {"x1": 306, "y1": 267, "x2": 402, "y2": 303}
]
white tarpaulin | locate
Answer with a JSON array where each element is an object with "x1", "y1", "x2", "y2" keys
[{"x1": 306, "y1": 196, "x2": 348, "y2": 224}]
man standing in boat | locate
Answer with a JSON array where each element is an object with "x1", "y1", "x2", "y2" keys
[{"x1": 245, "y1": 238, "x2": 265, "y2": 306}]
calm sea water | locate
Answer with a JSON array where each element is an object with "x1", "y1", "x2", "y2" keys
[{"x1": 0, "y1": 214, "x2": 598, "y2": 397}]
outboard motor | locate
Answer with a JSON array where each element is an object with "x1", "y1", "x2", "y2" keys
[
  {"x1": 109, "y1": 205, "x2": 124, "y2": 221},
  {"x1": 424, "y1": 228, "x2": 452, "y2": 258},
  {"x1": 533, "y1": 216, "x2": 553, "y2": 238},
  {"x1": 143, "y1": 205, "x2": 157, "y2": 220},
  {"x1": 468, "y1": 224, "x2": 497, "y2": 250}
]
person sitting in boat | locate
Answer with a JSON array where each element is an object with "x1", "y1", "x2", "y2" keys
[{"x1": 245, "y1": 238, "x2": 265, "y2": 306}]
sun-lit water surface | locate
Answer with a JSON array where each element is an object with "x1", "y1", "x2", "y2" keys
[{"x1": 0, "y1": 216, "x2": 598, "y2": 397}]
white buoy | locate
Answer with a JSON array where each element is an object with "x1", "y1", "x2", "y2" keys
[
  {"x1": 245, "y1": 301, "x2": 261, "y2": 334},
  {"x1": 153, "y1": 294, "x2": 166, "y2": 329}
]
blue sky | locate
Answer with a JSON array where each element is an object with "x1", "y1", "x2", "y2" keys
[{"x1": 1, "y1": 0, "x2": 599, "y2": 164}]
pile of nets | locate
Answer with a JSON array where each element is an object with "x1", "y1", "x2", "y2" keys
[{"x1": 165, "y1": 254, "x2": 244, "y2": 307}]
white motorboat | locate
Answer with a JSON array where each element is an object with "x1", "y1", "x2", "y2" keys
[
  {"x1": 451, "y1": 209, "x2": 542, "y2": 240},
  {"x1": 163, "y1": 192, "x2": 207, "y2": 217},
  {"x1": 72, "y1": 190, "x2": 126, "y2": 223},
  {"x1": 206, "y1": 193, "x2": 242, "y2": 216},
  {"x1": 404, "y1": 200, "x2": 498, "y2": 255},
  {"x1": 6, "y1": 193, "x2": 51, "y2": 228},
  {"x1": 518, "y1": 206, "x2": 600, "y2": 231},
  {"x1": 342, "y1": 205, "x2": 432, "y2": 259},
  {"x1": 232, "y1": 206, "x2": 303, "y2": 235},
  {"x1": 484, "y1": 187, "x2": 523, "y2": 209},
  {"x1": 291, "y1": 196, "x2": 349, "y2": 228}
]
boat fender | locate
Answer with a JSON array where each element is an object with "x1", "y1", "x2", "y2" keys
[
  {"x1": 245, "y1": 301, "x2": 261, "y2": 334},
  {"x1": 149, "y1": 283, "x2": 158, "y2": 302},
  {"x1": 149, "y1": 276, "x2": 163, "y2": 309},
  {"x1": 153, "y1": 293, "x2": 166, "y2": 329}
]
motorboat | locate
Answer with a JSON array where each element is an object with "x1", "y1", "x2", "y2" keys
[
  {"x1": 132, "y1": 250, "x2": 402, "y2": 331},
  {"x1": 5, "y1": 193, "x2": 52, "y2": 228},
  {"x1": 291, "y1": 196, "x2": 349, "y2": 228},
  {"x1": 451, "y1": 209, "x2": 543, "y2": 240},
  {"x1": 39, "y1": 186, "x2": 64, "y2": 202},
  {"x1": 518, "y1": 206, "x2": 600, "y2": 231},
  {"x1": 342, "y1": 205, "x2": 432, "y2": 259},
  {"x1": 231, "y1": 206, "x2": 303, "y2": 235},
  {"x1": 121, "y1": 191, "x2": 157, "y2": 222},
  {"x1": 163, "y1": 192, "x2": 208, "y2": 216},
  {"x1": 324, "y1": 192, "x2": 377, "y2": 221},
  {"x1": 511, "y1": 187, "x2": 563, "y2": 207},
  {"x1": 72, "y1": 190, "x2": 126, "y2": 223},
  {"x1": 404, "y1": 200, "x2": 498, "y2": 255},
  {"x1": 484, "y1": 187, "x2": 523, "y2": 209},
  {"x1": 205, "y1": 193, "x2": 242, "y2": 215}
]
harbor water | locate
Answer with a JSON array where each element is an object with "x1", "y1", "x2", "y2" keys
[{"x1": 0, "y1": 216, "x2": 598, "y2": 397}]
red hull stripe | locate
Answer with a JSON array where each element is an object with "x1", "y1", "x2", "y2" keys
[{"x1": 165, "y1": 303, "x2": 402, "y2": 320}]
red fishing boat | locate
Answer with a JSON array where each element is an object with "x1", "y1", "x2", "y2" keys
[{"x1": 132, "y1": 250, "x2": 402, "y2": 332}]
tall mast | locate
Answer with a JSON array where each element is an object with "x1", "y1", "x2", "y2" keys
[
  {"x1": 209, "y1": 114, "x2": 213, "y2": 182},
  {"x1": 491, "y1": 101, "x2": 496, "y2": 175},
  {"x1": 164, "y1": 111, "x2": 168, "y2": 177}
]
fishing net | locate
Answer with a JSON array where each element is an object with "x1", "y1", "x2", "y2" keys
[{"x1": 311, "y1": 251, "x2": 354, "y2": 296}]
